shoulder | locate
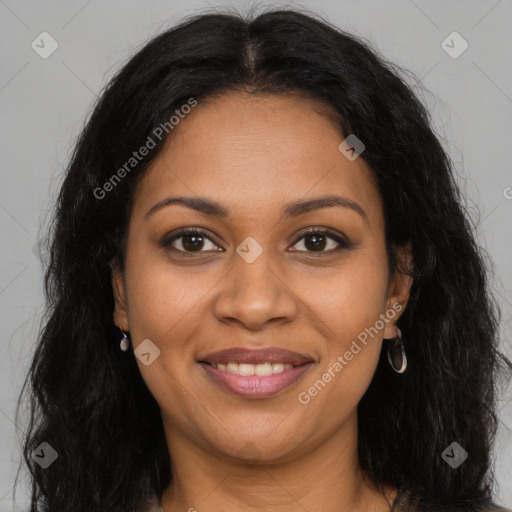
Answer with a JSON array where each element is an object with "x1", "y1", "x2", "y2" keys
[
  {"x1": 391, "y1": 486, "x2": 512, "y2": 512},
  {"x1": 144, "y1": 493, "x2": 163, "y2": 512},
  {"x1": 138, "y1": 482, "x2": 164, "y2": 512},
  {"x1": 483, "y1": 505, "x2": 512, "y2": 512}
]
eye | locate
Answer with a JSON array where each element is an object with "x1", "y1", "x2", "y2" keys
[
  {"x1": 161, "y1": 228, "x2": 223, "y2": 254},
  {"x1": 289, "y1": 228, "x2": 350, "y2": 254},
  {"x1": 161, "y1": 227, "x2": 350, "y2": 255}
]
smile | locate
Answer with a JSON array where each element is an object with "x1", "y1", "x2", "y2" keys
[{"x1": 199, "y1": 361, "x2": 314, "y2": 398}]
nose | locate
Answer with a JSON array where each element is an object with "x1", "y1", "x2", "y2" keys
[{"x1": 212, "y1": 249, "x2": 299, "y2": 331}]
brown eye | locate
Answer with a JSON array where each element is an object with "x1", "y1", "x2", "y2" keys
[
  {"x1": 304, "y1": 233, "x2": 327, "y2": 251},
  {"x1": 162, "y1": 228, "x2": 222, "y2": 254},
  {"x1": 290, "y1": 229, "x2": 350, "y2": 254},
  {"x1": 181, "y1": 233, "x2": 206, "y2": 252}
]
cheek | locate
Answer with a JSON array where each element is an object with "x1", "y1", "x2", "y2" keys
[
  {"x1": 122, "y1": 251, "x2": 214, "y2": 418},
  {"x1": 124, "y1": 247, "x2": 217, "y2": 343},
  {"x1": 303, "y1": 249, "x2": 389, "y2": 339},
  {"x1": 300, "y1": 250, "x2": 388, "y2": 400}
]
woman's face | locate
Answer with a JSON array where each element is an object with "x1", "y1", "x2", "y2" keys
[{"x1": 112, "y1": 91, "x2": 412, "y2": 463}]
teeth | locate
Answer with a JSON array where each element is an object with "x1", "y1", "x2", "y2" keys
[{"x1": 212, "y1": 362, "x2": 294, "y2": 375}]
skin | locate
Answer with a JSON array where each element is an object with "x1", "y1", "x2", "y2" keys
[{"x1": 112, "y1": 91, "x2": 413, "y2": 512}]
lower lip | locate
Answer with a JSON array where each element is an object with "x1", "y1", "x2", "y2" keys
[{"x1": 199, "y1": 362, "x2": 314, "y2": 398}]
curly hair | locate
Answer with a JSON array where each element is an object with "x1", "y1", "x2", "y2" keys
[{"x1": 15, "y1": 7, "x2": 511, "y2": 512}]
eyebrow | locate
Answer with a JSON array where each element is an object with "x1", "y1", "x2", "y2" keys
[{"x1": 145, "y1": 194, "x2": 369, "y2": 225}]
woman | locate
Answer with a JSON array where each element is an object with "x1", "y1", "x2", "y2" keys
[{"x1": 16, "y1": 8, "x2": 512, "y2": 512}]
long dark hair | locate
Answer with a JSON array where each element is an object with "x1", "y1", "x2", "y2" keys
[{"x1": 15, "y1": 7, "x2": 511, "y2": 511}]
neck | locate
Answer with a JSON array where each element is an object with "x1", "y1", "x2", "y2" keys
[{"x1": 159, "y1": 410, "x2": 396, "y2": 512}]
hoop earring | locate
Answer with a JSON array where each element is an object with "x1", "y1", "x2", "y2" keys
[
  {"x1": 387, "y1": 327, "x2": 407, "y2": 373},
  {"x1": 119, "y1": 330, "x2": 130, "y2": 352}
]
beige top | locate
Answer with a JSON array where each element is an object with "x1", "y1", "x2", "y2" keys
[{"x1": 144, "y1": 487, "x2": 512, "y2": 511}]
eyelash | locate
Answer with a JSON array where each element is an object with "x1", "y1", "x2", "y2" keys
[{"x1": 160, "y1": 227, "x2": 351, "y2": 255}]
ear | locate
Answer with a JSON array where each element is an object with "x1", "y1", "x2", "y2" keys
[
  {"x1": 111, "y1": 260, "x2": 129, "y2": 331},
  {"x1": 384, "y1": 241, "x2": 414, "y2": 339}
]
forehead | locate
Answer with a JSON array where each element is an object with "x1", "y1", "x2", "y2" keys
[{"x1": 132, "y1": 91, "x2": 384, "y2": 231}]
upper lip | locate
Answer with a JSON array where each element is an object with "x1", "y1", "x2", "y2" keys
[{"x1": 199, "y1": 347, "x2": 314, "y2": 366}]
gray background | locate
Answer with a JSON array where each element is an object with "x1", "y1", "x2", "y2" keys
[{"x1": 1, "y1": 0, "x2": 511, "y2": 509}]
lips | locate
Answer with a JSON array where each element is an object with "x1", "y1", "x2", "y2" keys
[
  {"x1": 197, "y1": 346, "x2": 315, "y2": 398},
  {"x1": 198, "y1": 347, "x2": 314, "y2": 367},
  {"x1": 200, "y1": 361, "x2": 314, "y2": 398}
]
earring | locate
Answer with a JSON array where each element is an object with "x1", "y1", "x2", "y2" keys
[
  {"x1": 119, "y1": 330, "x2": 130, "y2": 352},
  {"x1": 387, "y1": 327, "x2": 407, "y2": 373}
]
